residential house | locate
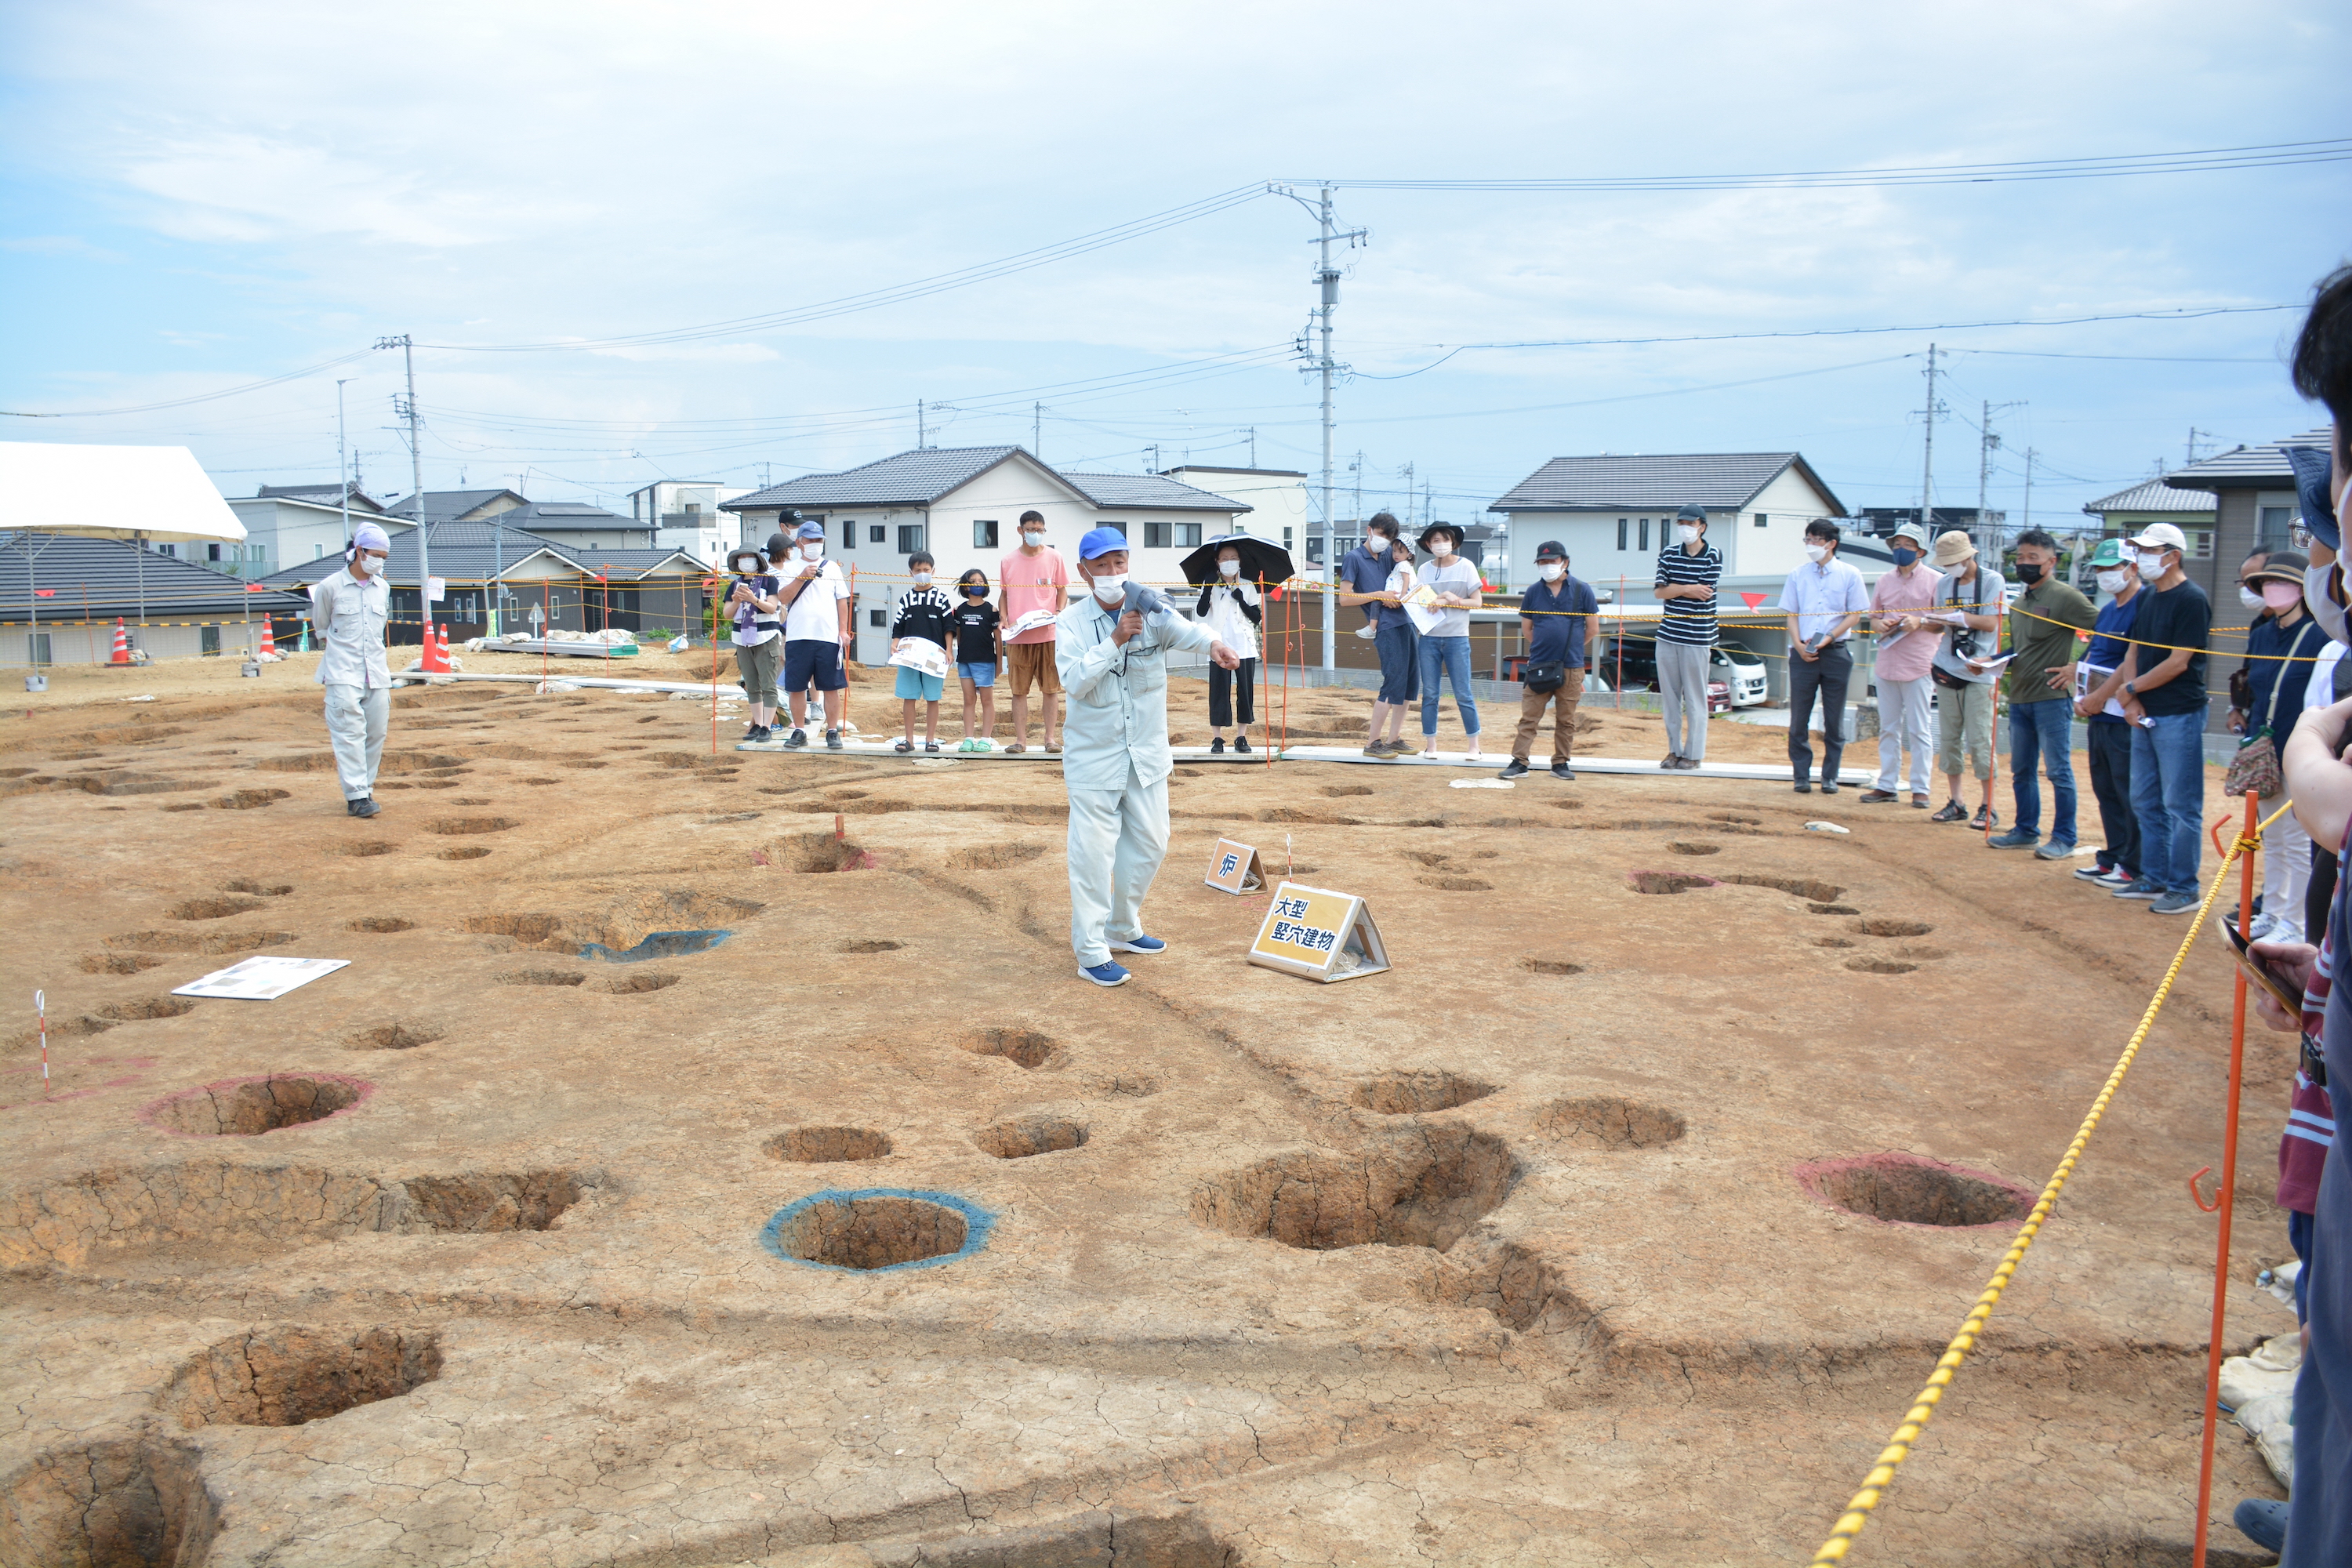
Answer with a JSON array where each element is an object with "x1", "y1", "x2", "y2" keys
[
  {"x1": 721, "y1": 447, "x2": 1250, "y2": 665},
  {"x1": 482, "y1": 500, "x2": 648, "y2": 553},
  {"x1": 382, "y1": 488, "x2": 530, "y2": 524},
  {"x1": 1490, "y1": 452, "x2": 1846, "y2": 608},
  {"x1": 1161, "y1": 466, "x2": 1310, "y2": 559},
  {"x1": 3, "y1": 533, "x2": 307, "y2": 666},
  {"x1": 563, "y1": 546, "x2": 718, "y2": 636},
  {"x1": 250, "y1": 517, "x2": 598, "y2": 644},
  {"x1": 2161, "y1": 430, "x2": 2331, "y2": 731},
  {"x1": 225, "y1": 484, "x2": 394, "y2": 579},
  {"x1": 626, "y1": 481, "x2": 751, "y2": 563}
]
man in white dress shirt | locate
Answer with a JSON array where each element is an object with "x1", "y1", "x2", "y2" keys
[
  {"x1": 308, "y1": 521, "x2": 395, "y2": 818},
  {"x1": 1056, "y1": 527, "x2": 1242, "y2": 987}
]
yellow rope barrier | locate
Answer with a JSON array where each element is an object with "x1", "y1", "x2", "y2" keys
[{"x1": 1805, "y1": 800, "x2": 2292, "y2": 1566}]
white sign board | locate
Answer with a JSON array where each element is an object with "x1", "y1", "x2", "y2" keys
[{"x1": 172, "y1": 956, "x2": 350, "y2": 1001}]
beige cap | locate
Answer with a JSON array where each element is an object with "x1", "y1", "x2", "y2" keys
[
  {"x1": 1930, "y1": 529, "x2": 1976, "y2": 568},
  {"x1": 2128, "y1": 521, "x2": 2188, "y2": 553}
]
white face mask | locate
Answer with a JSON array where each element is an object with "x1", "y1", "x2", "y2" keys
[
  {"x1": 1675, "y1": 524, "x2": 1700, "y2": 546},
  {"x1": 1431, "y1": 541, "x2": 1454, "y2": 558},
  {"x1": 1089, "y1": 572, "x2": 1127, "y2": 601},
  {"x1": 1539, "y1": 563, "x2": 1565, "y2": 582},
  {"x1": 2239, "y1": 585, "x2": 2266, "y2": 612},
  {"x1": 2307, "y1": 561, "x2": 2350, "y2": 644},
  {"x1": 1021, "y1": 530, "x2": 1044, "y2": 547},
  {"x1": 2136, "y1": 550, "x2": 2168, "y2": 583},
  {"x1": 1805, "y1": 543, "x2": 1830, "y2": 563},
  {"x1": 801, "y1": 543, "x2": 824, "y2": 561},
  {"x1": 2095, "y1": 568, "x2": 2129, "y2": 596},
  {"x1": 1218, "y1": 558, "x2": 1240, "y2": 578},
  {"x1": 912, "y1": 571, "x2": 932, "y2": 586}
]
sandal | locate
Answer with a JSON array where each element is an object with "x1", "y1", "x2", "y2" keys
[
  {"x1": 1005, "y1": 743, "x2": 1027, "y2": 754},
  {"x1": 893, "y1": 740, "x2": 913, "y2": 753},
  {"x1": 924, "y1": 741, "x2": 940, "y2": 753}
]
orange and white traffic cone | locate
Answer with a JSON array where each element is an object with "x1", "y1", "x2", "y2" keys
[
  {"x1": 438, "y1": 623, "x2": 454, "y2": 669},
  {"x1": 420, "y1": 622, "x2": 450, "y2": 673},
  {"x1": 258, "y1": 616, "x2": 278, "y2": 659},
  {"x1": 109, "y1": 619, "x2": 131, "y2": 665}
]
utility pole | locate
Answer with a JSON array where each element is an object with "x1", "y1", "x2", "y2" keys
[
  {"x1": 1270, "y1": 183, "x2": 1366, "y2": 670},
  {"x1": 1146, "y1": 444, "x2": 1160, "y2": 474},
  {"x1": 1247, "y1": 426, "x2": 1258, "y2": 468},
  {"x1": 1399, "y1": 463, "x2": 1414, "y2": 530},
  {"x1": 1352, "y1": 451, "x2": 1363, "y2": 530},
  {"x1": 2023, "y1": 448, "x2": 2037, "y2": 532},
  {"x1": 917, "y1": 401, "x2": 926, "y2": 449},
  {"x1": 1977, "y1": 397, "x2": 2024, "y2": 550},
  {"x1": 1033, "y1": 403, "x2": 1042, "y2": 460},
  {"x1": 377, "y1": 336, "x2": 427, "y2": 642},
  {"x1": 1920, "y1": 343, "x2": 1939, "y2": 542},
  {"x1": 2187, "y1": 426, "x2": 2213, "y2": 466},
  {"x1": 336, "y1": 379, "x2": 355, "y2": 554}
]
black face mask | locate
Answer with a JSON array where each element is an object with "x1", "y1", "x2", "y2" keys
[{"x1": 2016, "y1": 561, "x2": 2045, "y2": 585}]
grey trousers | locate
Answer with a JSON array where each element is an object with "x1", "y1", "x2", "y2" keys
[
  {"x1": 324, "y1": 683, "x2": 389, "y2": 800},
  {"x1": 1874, "y1": 673, "x2": 1935, "y2": 796},
  {"x1": 1788, "y1": 643, "x2": 1854, "y2": 784},
  {"x1": 1655, "y1": 640, "x2": 1711, "y2": 760}
]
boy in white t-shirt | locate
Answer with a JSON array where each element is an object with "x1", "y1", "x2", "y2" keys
[{"x1": 775, "y1": 520, "x2": 854, "y2": 750}]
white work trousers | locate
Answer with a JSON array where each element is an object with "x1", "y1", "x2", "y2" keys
[
  {"x1": 1065, "y1": 760, "x2": 1171, "y2": 968},
  {"x1": 324, "y1": 683, "x2": 389, "y2": 801},
  {"x1": 2264, "y1": 796, "x2": 2313, "y2": 940},
  {"x1": 1875, "y1": 673, "x2": 1936, "y2": 797}
]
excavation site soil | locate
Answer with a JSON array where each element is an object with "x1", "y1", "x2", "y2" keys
[{"x1": 0, "y1": 658, "x2": 2296, "y2": 1566}]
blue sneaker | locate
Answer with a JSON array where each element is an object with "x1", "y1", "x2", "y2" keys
[
  {"x1": 1080, "y1": 960, "x2": 1131, "y2": 987},
  {"x1": 1109, "y1": 934, "x2": 1167, "y2": 955}
]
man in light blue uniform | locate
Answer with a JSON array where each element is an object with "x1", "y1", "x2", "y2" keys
[
  {"x1": 1056, "y1": 527, "x2": 1243, "y2": 987},
  {"x1": 309, "y1": 521, "x2": 394, "y2": 818}
]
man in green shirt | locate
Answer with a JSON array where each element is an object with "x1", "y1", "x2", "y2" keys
[{"x1": 1990, "y1": 528, "x2": 2099, "y2": 856}]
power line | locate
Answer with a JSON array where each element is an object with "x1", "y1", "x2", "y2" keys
[
  {"x1": 1287, "y1": 138, "x2": 2352, "y2": 191},
  {"x1": 2, "y1": 347, "x2": 381, "y2": 419}
]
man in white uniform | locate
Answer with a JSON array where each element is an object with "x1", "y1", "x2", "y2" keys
[
  {"x1": 309, "y1": 521, "x2": 394, "y2": 818},
  {"x1": 1056, "y1": 528, "x2": 1241, "y2": 987}
]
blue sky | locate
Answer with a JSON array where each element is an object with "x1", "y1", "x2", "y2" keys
[{"x1": 3, "y1": 0, "x2": 2346, "y2": 530}]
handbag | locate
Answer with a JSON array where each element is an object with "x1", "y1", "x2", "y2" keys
[
  {"x1": 1523, "y1": 659, "x2": 1566, "y2": 694},
  {"x1": 2225, "y1": 621, "x2": 2322, "y2": 798}
]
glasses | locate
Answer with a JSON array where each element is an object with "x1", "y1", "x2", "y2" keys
[{"x1": 2292, "y1": 524, "x2": 2315, "y2": 550}]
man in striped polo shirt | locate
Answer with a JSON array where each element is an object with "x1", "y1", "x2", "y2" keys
[{"x1": 1652, "y1": 503, "x2": 1722, "y2": 768}]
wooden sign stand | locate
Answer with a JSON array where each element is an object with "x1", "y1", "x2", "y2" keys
[
  {"x1": 1247, "y1": 881, "x2": 1389, "y2": 982},
  {"x1": 1205, "y1": 837, "x2": 1265, "y2": 895}
]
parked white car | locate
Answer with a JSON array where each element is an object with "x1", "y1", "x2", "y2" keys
[{"x1": 1714, "y1": 644, "x2": 1769, "y2": 706}]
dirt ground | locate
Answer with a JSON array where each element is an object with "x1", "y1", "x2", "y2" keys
[{"x1": 0, "y1": 654, "x2": 2302, "y2": 1566}]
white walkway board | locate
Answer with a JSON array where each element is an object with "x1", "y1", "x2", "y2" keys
[
  {"x1": 392, "y1": 671, "x2": 745, "y2": 699},
  {"x1": 729, "y1": 733, "x2": 1872, "y2": 783}
]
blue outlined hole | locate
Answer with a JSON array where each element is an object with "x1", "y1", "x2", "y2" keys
[
  {"x1": 760, "y1": 1189, "x2": 995, "y2": 1273},
  {"x1": 578, "y1": 928, "x2": 731, "y2": 964}
]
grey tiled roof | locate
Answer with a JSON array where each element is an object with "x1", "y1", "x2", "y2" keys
[
  {"x1": 381, "y1": 488, "x2": 531, "y2": 523},
  {"x1": 564, "y1": 548, "x2": 713, "y2": 579},
  {"x1": 2164, "y1": 430, "x2": 2333, "y2": 491},
  {"x1": 2083, "y1": 478, "x2": 2220, "y2": 515},
  {"x1": 1492, "y1": 452, "x2": 1844, "y2": 516},
  {"x1": 256, "y1": 484, "x2": 385, "y2": 512},
  {"x1": 485, "y1": 501, "x2": 633, "y2": 530},
  {"x1": 1060, "y1": 472, "x2": 1251, "y2": 513},
  {"x1": 3, "y1": 533, "x2": 309, "y2": 620},
  {"x1": 723, "y1": 448, "x2": 1030, "y2": 510},
  {"x1": 248, "y1": 517, "x2": 584, "y2": 590}
]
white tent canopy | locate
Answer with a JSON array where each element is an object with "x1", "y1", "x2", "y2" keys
[{"x1": 0, "y1": 441, "x2": 246, "y2": 543}]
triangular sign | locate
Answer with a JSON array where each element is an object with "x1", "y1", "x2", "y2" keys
[
  {"x1": 1205, "y1": 837, "x2": 1265, "y2": 895},
  {"x1": 1247, "y1": 881, "x2": 1390, "y2": 983},
  {"x1": 1740, "y1": 591, "x2": 1766, "y2": 611}
]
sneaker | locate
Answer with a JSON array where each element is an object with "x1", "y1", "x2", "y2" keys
[
  {"x1": 1550, "y1": 761, "x2": 1576, "y2": 780},
  {"x1": 2032, "y1": 840, "x2": 2074, "y2": 862},
  {"x1": 1234, "y1": 735, "x2": 1251, "y2": 754},
  {"x1": 1045, "y1": 742, "x2": 1062, "y2": 754},
  {"x1": 783, "y1": 729, "x2": 808, "y2": 750},
  {"x1": 1080, "y1": 960, "x2": 1131, "y2": 987},
  {"x1": 2245, "y1": 911, "x2": 2281, "y2": 942},
  {"x1": 2093, "y1": 866, "x2": 2136, "y2": 888},
  {"x1": 1909, "y1": 796, "x2": 1931, "y2": 809},
  {"x1": 1361, "y1": 742, "x2": 1389, "y2": 758},
  {"x1": 1672, "y1": 755, "x2": 1702, "y2": 770},
  {"x1": 1971, "y1": 805, "x2": 1998, "y2": 831},
  {"x1": 1859, "y1": 789, "x2": 1899, "y2": 804},
  {"x1": 2151, "y1": 891, "x2": 2201, "y2": 916},
  {"x1": 1820, "y1": 781, "x2": 1840, "y2": 794},
  {"x1": 1988, "y1": 828, "x2": 2039, "y2": 850},
  {"x1": 750, "y1": 725, "x2": 771, "y2": 742},
  {"x1": 1929, "y1": 799, "x2": 1969, "y2": 822},
  {"x1": 347, "y1": 797, "x2": 380, "y2": 818},
  {"x1": 1210, "y1": 737, "x2": 1225, "y2": 755},
  {"x1": 1109, "y1": 934, "x2": 1167, "y2": 955},
  {"x1": 825, "y1": 728, "x2": 843, "y2": 750},
  {"x1": 2073, "y1": 862, "x2": 2114, "y2": 882},
  {"x1": 1793, "y1": 781, "x2": 1812, "y2": 794},
  {"x1": 1498, "y1": 758, "x2": 1531, "y2": 779},
  {"x1": 2111, "y1": 878, "x2": 2163, "y2": 901}
]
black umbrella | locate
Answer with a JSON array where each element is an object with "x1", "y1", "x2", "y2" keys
[{"x1": 1179, "y1": 532, "x2": 1294, "y2": 588}]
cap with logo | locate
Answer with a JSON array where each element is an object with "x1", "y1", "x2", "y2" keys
[
  {"x1": 2127, "y1": 522, "x2": 2187, "y2": 553},
  {"x1": 1535, "y1": 539, "x2": 1566, "y2": 561},
  {"x1": 2086, "y1": 538, "x2": 2131, "y2": 568}
]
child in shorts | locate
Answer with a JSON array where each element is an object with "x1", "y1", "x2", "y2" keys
[
  {"x1": 891, "y1": 552, "x2": 954, "y2": 753},
  {"x1": 949, "y1": 568, "x2": 1001, "y2": 746}
]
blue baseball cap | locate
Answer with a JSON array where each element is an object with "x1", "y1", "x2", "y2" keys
[
  {"x1": 350, "y1": 521, "x2": 390, "y2": 554},
  {"x1": 1078, "y1": 526, "x2": 1127, "y2": 561},
  {"x1": 793, "y1": 520, "x2": 826, "y2": 540},
  {"x1": 2286, "y1": 445, "x2": 2339, "y2": 552}
]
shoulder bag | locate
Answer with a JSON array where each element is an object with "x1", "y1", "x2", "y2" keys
[
  {"x1": 1929, "y1": 570, "x2": 1987, "y2": 690},
  {"x1": 2225, "y1": 621, "x2": 2322, "y2": 799}
]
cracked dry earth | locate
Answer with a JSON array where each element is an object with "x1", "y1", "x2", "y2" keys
[{"x1": 0, "y1": 664, "x2": 2300, "y2": 1566}]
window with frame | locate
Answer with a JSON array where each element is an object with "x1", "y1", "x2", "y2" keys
[
  {"x1": 27, "y1": 633, "x2": 51, "y2": 667},
  {"x1": 1283, "y1": 526, "x2": 1294, "y2": 551},
  {"x1": 897, "y1": 523, "x2": 928, "y2": 554},
  {"x1": 1178, "y1": 522, "x2": 1202, "y2": 547},
  {"x1": 869, "y1": 608, "x2": 886, "y2": 628},
  {"x1": 869, "y1": 524, "x2": 886, "y2": 544},
  {"x1": 2258, "y1": 506, "x2": 2296, "y2": 552},
  {"x1": 1616, "y1": 518, "x2": 1627, "y2": 550},
  {"x1": 2191, "y1": 531, "x2": 2216, "y2": 560},
  {"x1": 836, "y1": 517, "x2": 854, "y2": 550},
  {"x1": 1755, "y1": 513, "x2": 1769, "y2": 528},
  {"x1": 1098, "y1": 520, "x2": 1127, "y2": 539},
  {"x1": 1639, "y1": 518, "x2": 1650, "y2": 551},
  {"x1": 973, "y1": 519, "x2": 999, "y2": 549},
  {"x1": 1144, "y1": 520, "x2": 1171, "y2": 549}
]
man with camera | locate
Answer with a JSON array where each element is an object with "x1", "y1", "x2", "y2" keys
[
  {"x1": 1500, "y1": 539, "x2": 1596, "y2": 780},
  {"x1": 1055, "y1": 527, "x2": 1242, "y2": 988},
  {"x1": 1914, "y1": 529, "x2": 2006, "y2": 829},
  {"x1": 724, "y1": 545, "x2": 782, "y2": 742}
]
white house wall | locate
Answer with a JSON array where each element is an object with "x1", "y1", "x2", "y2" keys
[{"x1": 1728, "y1": 466, "x2": 1838, "y2": 579}]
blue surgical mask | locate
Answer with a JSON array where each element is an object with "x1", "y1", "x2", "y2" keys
[{"x1": 1890, "y1": 547, "x2": 1919, "y2": 567}]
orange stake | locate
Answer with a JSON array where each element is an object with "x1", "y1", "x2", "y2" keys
[{"x1": 2191, "y1": 788, "x2": 2262, "y2": 1566}]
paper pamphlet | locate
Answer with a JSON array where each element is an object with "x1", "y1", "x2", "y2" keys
[
  {"x1": 1965, "y1": 650, "x2": 2018, "y2": 673},
  {"x1": 1006, "y1": 608, "x2": 1058, "y2": 637},
  {"x1": 1403, "y1": 583, "x2": 1446, "y2": 637},
  {"x1": 2078, "y1": 661, "x2": 2125, "y2": 718},
  {"x1": 887, "y1": 636, "x2": 949, "y2": 677},
  {"x1": 172, "y1": 955, "x2": 350, "y2": 1001}
]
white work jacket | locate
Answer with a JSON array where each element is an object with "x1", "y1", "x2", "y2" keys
[
  {"x1": 1053, "y1": 590, "x2": 1219, "y2": 792},
  {"x1": 309, "y1": 565, "x2": 392, "y2": 689}
]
